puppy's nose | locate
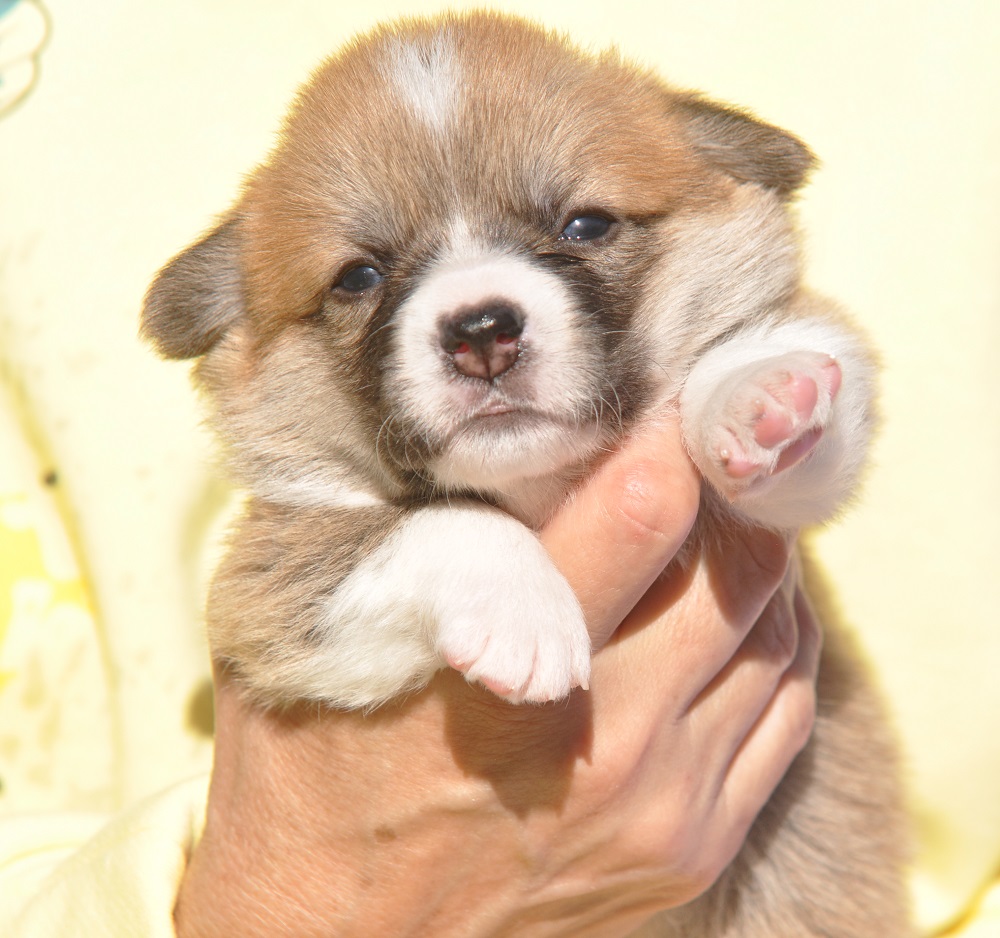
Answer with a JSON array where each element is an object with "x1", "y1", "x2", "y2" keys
[{"x1": 440, "y1": 301, "x2": 524, "y2": 381}]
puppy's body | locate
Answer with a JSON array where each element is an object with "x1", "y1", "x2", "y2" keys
[{"x1": 144, "y1": 14, "x2": 911, "y2": 935}]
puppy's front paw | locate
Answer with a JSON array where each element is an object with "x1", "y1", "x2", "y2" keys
[
  {"x1": 696, "y1": 351, "x2": 842, "y2": 500},
  {"x1": 435, "y1": 558, "x2": 591, "y2": 704}
]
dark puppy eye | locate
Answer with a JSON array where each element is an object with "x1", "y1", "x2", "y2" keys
[
  {"x1": 336, "y1": 265, "x2": 384, "y2": 293},
  {"x1": 559, "y1": 215, "x2": 613, "y2": 242}
]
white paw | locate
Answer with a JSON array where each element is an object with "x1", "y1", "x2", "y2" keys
[
  {"x1": 434, "y1": 509, "x2": 590, "y2": 703},
  {"x1": 297, "y1": 503, "x2": 591, "y2": 708},
  {"x1": 414, "y1": 504, "x2": 591, "y2": 703},
  {"x1": 434, "y1": 551, "x2": 591, "y2": 704},
  {"x1": 691, "y1": 350, "x2": 842, "y2": 501}
]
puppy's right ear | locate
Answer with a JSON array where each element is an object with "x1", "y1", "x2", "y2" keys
[
  {"x1": 142, "y1": 217, "x2": 245, "y2": 359},
  {"x1": 673, "y1": 94, "x2": 815, "y2": 199}
]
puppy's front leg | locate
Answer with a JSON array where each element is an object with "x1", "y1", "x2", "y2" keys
[
  {"x1": 319, "y1": 501, "x2": 592, "y2": 707},
  {"x1": 212, "y1": 500, "x2": 591, "y2": 709},
  {"x1": 680, "y1": 314, "x2": 877, "y2": 529}
]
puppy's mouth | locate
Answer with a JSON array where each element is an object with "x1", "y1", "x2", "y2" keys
[
  {"x1": 457, "y1": 400, "x2": 575, "y2": 433},
  {"x1": 431, "y1": 401, "x2": 601, "y2": 491},
  {"x1": 468, "y1": 400, "x2": 526, "y2": 421}
]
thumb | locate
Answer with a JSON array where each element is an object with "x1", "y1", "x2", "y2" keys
[{"x1": 540, "y1": 417, "x2": 701, "y2": 649}]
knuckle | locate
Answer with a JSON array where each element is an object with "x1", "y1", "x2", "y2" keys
[
  {"x1": 794, "y1": 589, "x2": 824, "y2": 670},
  {"x1": 781, "y1": 679, "x2": 818, "y2": 753},
  {"x1": 663, "y1": 828, "x2": 730, "y2": 902},
  {"x1": 738, "y1": 527, "x2": 792, "y2": 591},
  {"x1": 628, "y1": 793, "x2": 729, "y2": 895},
  {"x1": 756, "y1": 595, "x2": 799, "y2": 666},
  {"x1": 612, "y1": 458, "x2": 698, "y2": 549},
  {"x1": 675, "y1": 851, "x2": 726, "y2": 901},
  {"x1": 710, "y1": 528, "x2": 794, "y2": 624}
]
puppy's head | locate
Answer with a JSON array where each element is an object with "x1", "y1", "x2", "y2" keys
[{"x1": 143, "y1": 12, "x2": 812, "y2": 512}]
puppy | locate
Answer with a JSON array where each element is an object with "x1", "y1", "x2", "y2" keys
[{"x1": 143, "y1": 13, "x2": 912, "y2": 935}]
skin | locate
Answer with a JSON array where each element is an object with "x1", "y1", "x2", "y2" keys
[{"x1": 174, "y1": 417, "x2": 821, "y2": 938}]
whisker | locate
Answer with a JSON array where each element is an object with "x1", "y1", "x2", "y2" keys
[
  {"x1": 364, "y1": 320, "x2": 396, "y2": 345},
  {"x1": 375, "y1": 414, "x2": 396, "y2": 468}
]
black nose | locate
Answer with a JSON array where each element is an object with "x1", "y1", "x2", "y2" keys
[{"x1": 439, "y1": 301, "x2": 524, "y2": 381}]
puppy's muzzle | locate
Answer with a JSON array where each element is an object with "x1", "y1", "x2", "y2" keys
[{"x1": 439, "y1": 300, "x2": 524, "y2": 381}]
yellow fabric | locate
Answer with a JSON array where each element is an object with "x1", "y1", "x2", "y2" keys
[
  {"x1": 0, "y1": 0, "x2": 997, "y2": 934},
  {"x1": 940, "y1": 883, "x2": 1000, "y2": 938},
  {"x1": 3, "y1": 778, "x2": 208, "y2": 936}
]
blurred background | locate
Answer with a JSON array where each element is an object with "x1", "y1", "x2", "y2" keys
[{"x1": 0, "y1": 1, "x2": 997, "y2": 933}]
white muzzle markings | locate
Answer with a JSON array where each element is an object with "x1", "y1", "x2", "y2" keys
[{"x1": 388, "y1": 246, "x2": 603, "y2": 490}]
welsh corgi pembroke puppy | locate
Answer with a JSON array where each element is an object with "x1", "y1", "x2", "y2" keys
[{"x1": 143, "y1": 13, "x2": 912, "y2": 935}]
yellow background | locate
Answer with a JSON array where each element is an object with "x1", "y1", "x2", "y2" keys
[{"x1": 1, "y1": 1, "x2": 997, "y2": 934}]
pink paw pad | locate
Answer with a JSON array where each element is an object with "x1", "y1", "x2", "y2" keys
[
  {"x1": 717, "y1": 354, "x2": 841, "y2": 484},
  {"x1": 753, "y1": 371, "x2": 819, "y2": 448}
]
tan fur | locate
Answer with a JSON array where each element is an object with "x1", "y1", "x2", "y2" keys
[{"x1": 143, "y1": 12, "x2": 912, "y2": 934}]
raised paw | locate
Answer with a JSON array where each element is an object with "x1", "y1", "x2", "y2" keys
[{"x1": 702, "y1": 351, "x2": 842, "y2": 499}]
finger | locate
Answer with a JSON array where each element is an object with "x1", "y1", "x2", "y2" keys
[
  {"x1": 683, "y1": 564, "x2": 797, "y2": 711},
  {"x1": 699, "y1": 523, "x2": 794, "y2": 631},
  {"x1": 605, "y1": 525, "x2": 794, "y2": 701},
  {"x1": 540, "y1": 416, "x2": 701, "y2": 649},
  {"x1": 679, "y1": 560, "x2": 801, "y2": 782},
  {"x1": 716, "y1": 585, "x2": 822, "y2": 834}
]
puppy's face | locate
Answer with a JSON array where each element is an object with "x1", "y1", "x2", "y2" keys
[{"x1": 143, "y1": 14, "x2": 812, "y2": 511}]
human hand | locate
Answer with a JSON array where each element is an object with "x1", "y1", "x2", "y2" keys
[{"x1": 174, "y1": 417, "x2": 820, "y2": 938}]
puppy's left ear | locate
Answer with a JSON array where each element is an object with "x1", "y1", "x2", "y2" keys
[
  {"x1": 674, "y1": 94, "x2": 816, "y2": 198},
  {"x1": 142, "y1": 216, "x2": 245, "y2": 359}
]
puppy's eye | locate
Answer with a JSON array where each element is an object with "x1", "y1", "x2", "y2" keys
[
  {"x1": 559, "y1": 215, "x2": 613, "y2": 242},
  {"x1": 336, "y1": 265, "x2": 384, "y2": 293}
]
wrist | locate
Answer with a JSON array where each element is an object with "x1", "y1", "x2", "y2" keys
[{"x1": 174, "y1": 672, "x2": 592, "y2": 938}]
